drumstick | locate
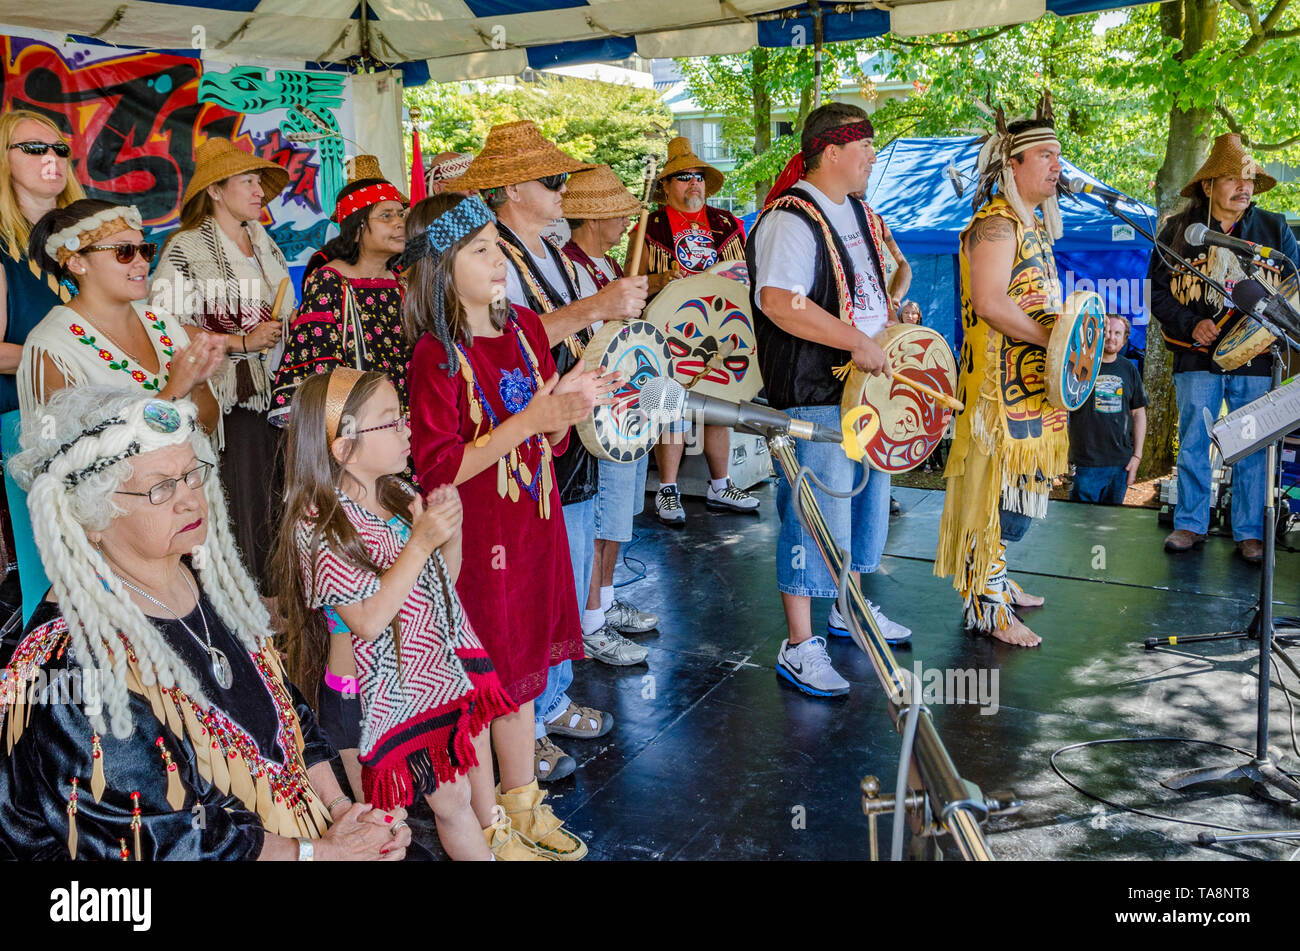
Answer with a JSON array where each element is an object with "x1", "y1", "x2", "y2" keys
[
  {"x1": 892, "y1": 371, "x2": 964, "y2": 413},
  {"x1": 624, "y1": 156, "x2": 658, "y2": 278},
  {"x1": 683, "y1": 338, "x2": 738, "y2": 391},
  {"x1": 270, "y1": 276, "x2": 291, "y2": 321}
]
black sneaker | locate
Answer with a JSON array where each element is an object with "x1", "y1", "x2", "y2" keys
[{"x1": 655, "y1": 485, "x2": 686, "y2": 526}]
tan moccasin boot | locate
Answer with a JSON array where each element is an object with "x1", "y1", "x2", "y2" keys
[
  {"x1": 496, "y1": 780, "x2": 588, "y2": 861},
  {"x1": 483, "y1": 815, "x2": 552, "y2": 861}
]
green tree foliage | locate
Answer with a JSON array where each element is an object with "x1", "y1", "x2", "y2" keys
[{"x1": 404, "y1": 75, "x2": 673, "y2": 191}]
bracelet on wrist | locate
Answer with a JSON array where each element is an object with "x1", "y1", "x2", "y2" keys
[{"x1": 326, "y1": 795, "x2": 350, "y2": 815}]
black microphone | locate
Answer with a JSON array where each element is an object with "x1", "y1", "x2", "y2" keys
[
  {"x1": 1062, "y1": 173, "x2": 1128, "y2": 204},
  {"x1": 639, "y1": 377, "x2": 843, "y2": 443},
  {"x1": 1184, "y1": 223, "x2": 1294, "y2": 266},
  {"x1": 1230, "y1": 277, "x2": 1300, "y2": 338}
]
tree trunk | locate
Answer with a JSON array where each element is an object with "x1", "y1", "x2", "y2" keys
[
  {"x1": 1139, "y1": 0, "x2": 1218, "y2": 481},
  {"x1": 752, "y1": 47, "x2": 772, "y2": 208}
]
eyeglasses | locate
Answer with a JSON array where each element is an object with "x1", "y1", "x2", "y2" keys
[
  {"x1": 11, "y1": 141, "x2": 71, "y2": 158},
  {"x1": 353, "y1": 413, "x2": 409, "y2": 436},
  {"x1": 670, "y1": 172, "x2": 706, "y2": 183},
  {"x1": 81, "y1": 242, "x2": 158, "y2": 265},
  {"x1": 370, "y1": 208, "x2": 408, "y2": 224},
  {"x1": 537, "y1": 173, "x2": 568, "y2": 192},
  {"x1": 115, "y1": 462, "x2": 213, "y2": 505}
]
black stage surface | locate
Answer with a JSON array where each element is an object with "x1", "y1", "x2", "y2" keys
[{"x1": 416, "y1": 483, "x2": 1300, "y2": 860}]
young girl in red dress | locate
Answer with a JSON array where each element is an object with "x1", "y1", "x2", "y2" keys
[
  {"x1": 275, "y1": 367, "x2": 538, "y2": 860},
  {"x1": 403, "y1": 193, "x2": 616, "y2": 861}
]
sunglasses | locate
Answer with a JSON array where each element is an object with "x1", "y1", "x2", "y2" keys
[
  {"x1": 81, "y1": 242, "x2": 158, "y2": 265},
  {"x1": 11, "y1": 140, "x2": 71, "y2": 157},
  {"x1": 670, "y1": 172, "x2": 706, "y2": 183},
  {"x1": 537, "y1": 173, "x2": 568, "y2": 192}
]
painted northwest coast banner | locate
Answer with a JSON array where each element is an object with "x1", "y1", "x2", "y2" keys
[{"x1": 0, "y1": 35, "x2": 355, "y2": 267}]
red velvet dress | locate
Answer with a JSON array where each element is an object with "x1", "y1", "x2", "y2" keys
[{"x1": 408, "y1": 305, "x2": 584, "y2": 705}]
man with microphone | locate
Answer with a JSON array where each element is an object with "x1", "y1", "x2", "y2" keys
[
  {"x1": 746, "y1": 102, "x2": 907, "y2": 698},
  {"x1": 1148, "y1": 133, "x2": 1299, "y2": 564}
]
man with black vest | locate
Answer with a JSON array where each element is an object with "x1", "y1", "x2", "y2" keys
[
  {"x1": 452, "y1": 120, "x2": 650, "y2": 781},
  {"x1": 748, "y1": 102, "x2": 912, "y2": 698}
]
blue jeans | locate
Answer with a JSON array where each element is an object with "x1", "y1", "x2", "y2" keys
[
  {"x1": 1000, "y1": 507, "x2": 1033, "y2": 543},
  {"x1": 594, "y1": 455, "x2": 649, "y2": 543},
  {"x1": 775, "y1": 404, "x2": 891, "y2": 598},
  {"x1": 1175, "y1": 371, "x2": 1268, "y2": 540},
  {"x1": 536, "y1": 497, "x2": 595, "y2": 737},
  {"x1": 1071, "y1": 466, "x2": 1128, "y2": 505}
]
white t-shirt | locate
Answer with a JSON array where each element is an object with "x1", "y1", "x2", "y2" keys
[
  {"x1": 505, "y1": 238, "x2": 598, "y2": 311},
  {"x1": 753, "y1": 180, "x2": 890, "y2": 338}
]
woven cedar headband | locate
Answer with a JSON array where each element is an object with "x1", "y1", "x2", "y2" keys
[
  {"x1": 426, "y1": 196, "x2": 494, "y2": 256},
  {"x1": 333, "y1": 182, "x2": 406, "y2": 223},
  {"x1": 325, "y1": 368, "x2": 368, "y2": 442},
  {"x1": 803, "y1": 120, "x2": 875, "y2": 160},
  {"x1": 47, "y1": 206, "x2": 145, "y2": 266}
]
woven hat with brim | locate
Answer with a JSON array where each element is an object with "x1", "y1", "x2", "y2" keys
[
  {"x1": 562, "y1": 165, "x2": 642, "y2": 220},
  {"x1": 182, "y1": 138, "x2": 290, "y2": 213},
  {"x1": 446, "y1": 120, "x2": 595, "y2": 191},
  {"x1": 1181, "y1": 133, "x2": 1277, "y2": 199},
  {"x1": 653, "y1": 136, "x2": 724, "y2": 202}
]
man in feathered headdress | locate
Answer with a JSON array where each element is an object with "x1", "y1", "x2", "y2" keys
[{"x1": 934, "y1": 92, "x2": 1067, "y2": 648}]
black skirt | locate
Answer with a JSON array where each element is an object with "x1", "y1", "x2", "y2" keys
[{"x1": 219, "y1": 405, "x2": 284, "y2": 594}]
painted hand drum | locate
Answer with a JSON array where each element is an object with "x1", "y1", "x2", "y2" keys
[
  {"x1": 838, "y1": 324, "x2": 958, "y2": 473},
  {"x1": 576, "y1": 320, "x2": 674, "y2": 463},
  {"x1": 705, "y1": 260, "x2": 750, "y2": 285},
  {"x1": 644, "y1": 273, "x2": 762, "y2": 402},
  {"x1": 1214, "y1": 271, "x2": 1299, "y2": 370},
  {"x1": 1045, "y1": 290, "x2": 1105, "y2": 412}
]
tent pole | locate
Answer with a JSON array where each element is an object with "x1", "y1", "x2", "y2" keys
[
  {"x1": 810, "y1": 0, "x2": 824, "y2": 109},
  {"x1": 359, "y1": 0, "x2": 372, "y2": 62}
]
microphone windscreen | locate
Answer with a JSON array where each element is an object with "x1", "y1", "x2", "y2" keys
[
  {"x1": 1230, "y1": 277, "x2": 1269, "y2": 314},
  {"x1": 638, "y1": 377, "x2": 685, "y2": 420},
  {"x1": 1062, "y1": 174, "x2": 1085, "y2": 195},
  {"x1": 1184, "y1": 222, "x2": 1209, "y2": 247}
]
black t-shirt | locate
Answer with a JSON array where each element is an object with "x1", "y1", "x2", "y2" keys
[{"x1": 1068, "y1": 355, "x2": 1147, "y2": 467}]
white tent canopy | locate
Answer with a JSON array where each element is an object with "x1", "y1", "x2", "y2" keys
[{"x1": 0, "y1": 1, "x2": 1137, "y2": 83}]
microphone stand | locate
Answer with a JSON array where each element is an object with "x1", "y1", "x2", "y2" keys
[
  {"x1": 766, "y1": 432, "x2": 1022, "y2": 860},
  {"x1": 1086, "y1": 192, "x2": 1300, "y2": 821}
]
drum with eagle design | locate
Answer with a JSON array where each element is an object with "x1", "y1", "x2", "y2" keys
[
  {"x1": 643, "y1": 273, "x2": 762, "y2": 402},
  {"x1": 576, "y1": 320, "x2": 675, "y2": 463},
  {"x1": 839, "y1": 324, "x2": 958, "y2": 473},
  {"x1": 1045, "y1": 290, "x2": 1105, "y2": 412}
]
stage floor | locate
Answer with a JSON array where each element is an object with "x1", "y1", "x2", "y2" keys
[{"x1": 417, "y1": 483, "x2": 1300, "y2": 860}]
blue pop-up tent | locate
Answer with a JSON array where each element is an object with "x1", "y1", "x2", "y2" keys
[{"x1": 864, "y1": 136, "x2": 1156, "y2": 352}]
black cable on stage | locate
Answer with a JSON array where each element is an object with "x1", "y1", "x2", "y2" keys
[{"x1": 1050, "y1": 735, "x2": 1300, "y2": 835}]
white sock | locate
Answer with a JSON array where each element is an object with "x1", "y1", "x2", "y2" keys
[
  {"x1": 582, "y1": 608, "x2": 606, "y2": 636},
  {"x1": 599, "y1": 585, "x2": 614, "y2": 612},
  {"x1": 710, "y1": 477, "x2": 729, "y2": 493}
]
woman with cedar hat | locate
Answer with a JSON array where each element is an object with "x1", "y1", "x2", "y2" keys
[
  {"x1": 151, "y1": 137, "x2": 295, "y2": 591},
  {"x1": 270, "y1": 157, "x2": 411, "y2": 426}
]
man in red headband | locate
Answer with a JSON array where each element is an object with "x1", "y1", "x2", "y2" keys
[{"x1": 748, "y1": 102, "x2": 909, "y2": 698}]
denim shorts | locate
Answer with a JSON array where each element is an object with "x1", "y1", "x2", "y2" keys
[
  {"x1": 594, "y1": 454, "x2": 649, "y2": 543},
  {"x1": 775, "y1": 404, "x2": 891, "y2": 598}
]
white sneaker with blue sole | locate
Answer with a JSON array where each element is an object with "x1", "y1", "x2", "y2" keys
[
  {"x1": 776, "y1": 636, "x2": 849, "y2": 697},
  {"x1": 827, "y1": 601, "x2": 912, "y2": 644}
]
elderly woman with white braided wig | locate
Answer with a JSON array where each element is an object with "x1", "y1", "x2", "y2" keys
[
  {"x1": 0, "y1": 385, "x2": 413, "y2": 860},
  {"x1": 17, "y1": 199, "x2": 228, "y2": 438}
]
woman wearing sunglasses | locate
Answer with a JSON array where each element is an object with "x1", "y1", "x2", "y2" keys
[{"x1": 17, "y1": 200, "x2": 227, "y2": 437}]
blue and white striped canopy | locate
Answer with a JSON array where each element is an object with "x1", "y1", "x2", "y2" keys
[{"x1": 0, "y1": 0, "x2": 1136, "y2": 84}]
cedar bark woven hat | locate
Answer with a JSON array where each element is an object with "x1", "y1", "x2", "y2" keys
[
  {"x1": 182, "y1": 138, "x2": 290, "y2": 213},
  {"x1": 653, "y1": 136, "x2": 724, "y2": 202},
  {"x1": 446, "y1": 120, "x2": 595, "y2": 191},
  {"x1": 562, "y1": 165, "x2": 642, "y2": 220},
  {"x1": 1181, "y1": 133, "x2": 1276, "y2": 199}
]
